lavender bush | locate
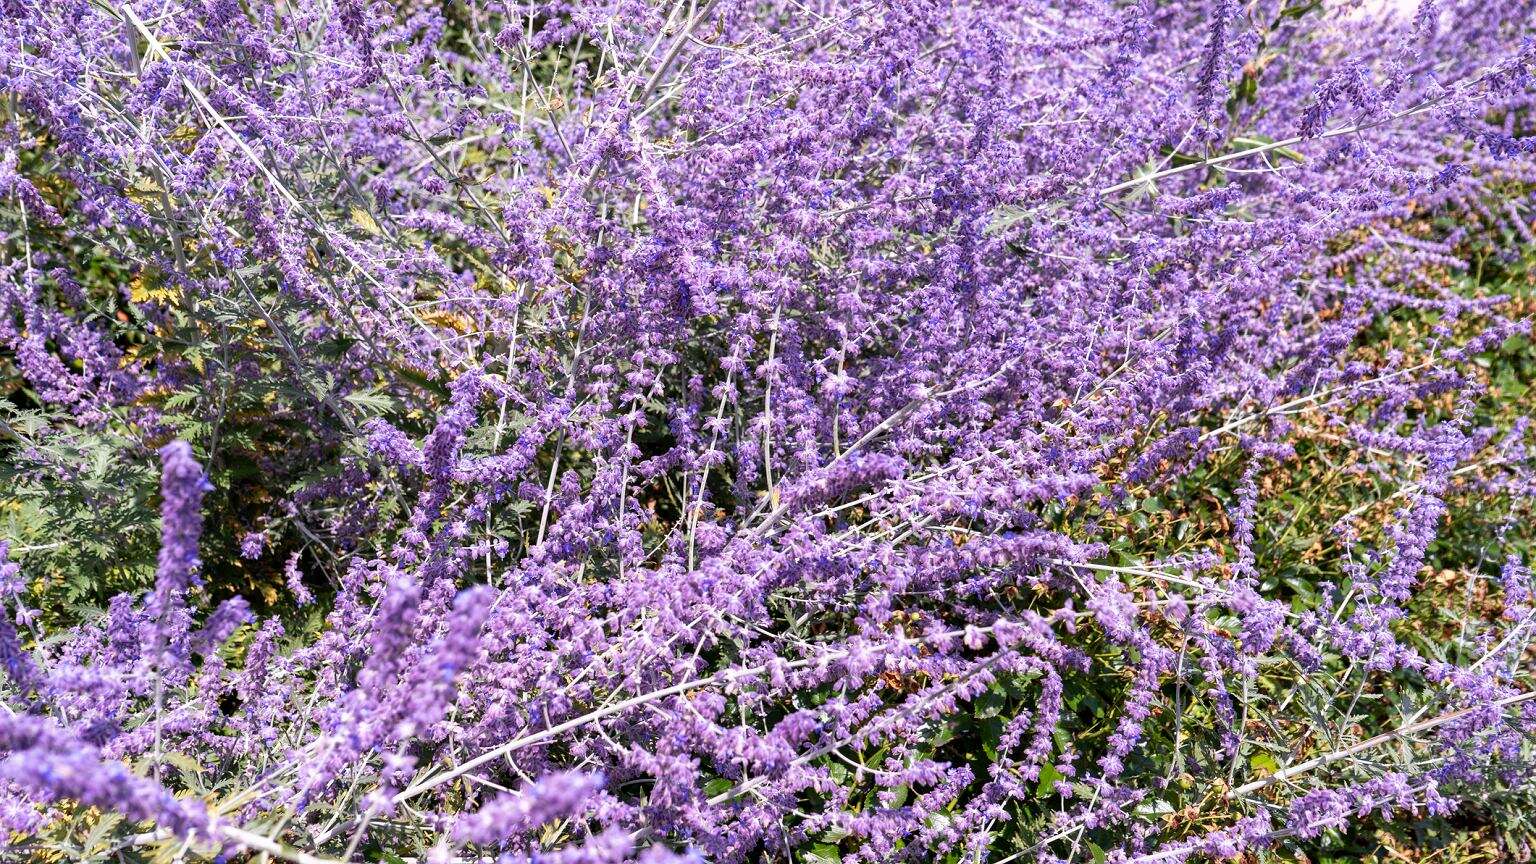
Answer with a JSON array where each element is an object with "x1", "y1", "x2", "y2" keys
[{"x1": 1, "y1": 0, "x2": 1536, "y2": 861}]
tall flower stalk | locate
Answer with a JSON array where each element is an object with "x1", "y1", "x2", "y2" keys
[{"x1": 0, "y1": 1, "x2": 1533, "y2": 863}]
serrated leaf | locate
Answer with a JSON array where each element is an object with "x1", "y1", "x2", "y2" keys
[
  {"x1": 130, "y1": 271, "x2": 178, "y2": 304},
  {"x1": 344, "y1": 389, "x2": 397, "y2": 414},
  {"x1": 163, "y1": 390, "x2": 199, "y2": 409}
]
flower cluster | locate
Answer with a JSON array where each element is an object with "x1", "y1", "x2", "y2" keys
[{"x1": 0, "y1": 1, "x2": 1534, "y2": 863}]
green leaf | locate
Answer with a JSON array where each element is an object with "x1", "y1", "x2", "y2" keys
[
  {"x1": 79, "y1": 811, "x2": 124, "y2": 856},
  {"x1": 163, "y1": 390, "x2": 199, "y2": 409},
  {"x1": 820, "y1": 826, "x2": 851, "y2": 844},
  {"x1": 980, "y1": 716, "x2": 1003, "y2": 762},
  {"x1": 1273, "y1": 0, "x2": 1324, "y2": 23},
  {"x1": 1035, "y1": 761, "x2": 1064, "y2": 799},
  {"x1": 1231, "y1": 135, "x2": 1305, "y2": 164},
  {"x1": 974, "y1": 685, "x2": 1007, "y2": 718},
  {"x1": 1250, "y1": 751, "x2": 1280, "y2": 775},
  {"x1": 828, "y1": 762, "x2": 850, "y2": 786},
  {"x1": 804, "y1": 842, "x2": 842, "y2": 864},
  {"x1": 344, "y1": 389, "x2": 397, "y2": 414}
]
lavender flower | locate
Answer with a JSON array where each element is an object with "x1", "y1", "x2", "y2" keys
[
  {"x1": 145, "y1": 441, "x2": 211, "y2": 680},
  {"x1": 454, "y1": 770, "x2": 605, "y2": 846},
  {"x1": 0, "y1": 1, "x2": 1532, "y2": 861}
]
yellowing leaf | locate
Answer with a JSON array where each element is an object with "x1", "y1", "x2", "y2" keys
[
  {"x1": 125, "y1": 176, "x2": 165, "y2": 206},
  {"x1": 421, "y1": 309, "x2": 473, "y2": 333},
  {"x1": 168, "y1": 124, "x2": 204, "y2": 146},
  {"x1": 350, "y1": 206, "x2": 381, "y2": 235},
  {"x1": 129, "y1": 271, "x2": 178, "y2": 304}
]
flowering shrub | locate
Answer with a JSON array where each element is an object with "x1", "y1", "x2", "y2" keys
[{"x1": 2, "y1": 0, "x2": 1536, "y2": 862}]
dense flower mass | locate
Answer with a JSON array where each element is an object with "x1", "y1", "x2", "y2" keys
[{"x1": 0, "y1": 0, "x2": 1535, "y2": 862}]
